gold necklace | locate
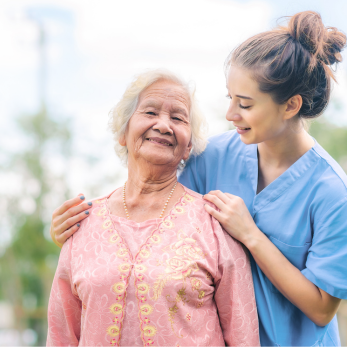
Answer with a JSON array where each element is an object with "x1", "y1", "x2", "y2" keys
[{"x1": 122, "y1": 181, "x2": 178, "y2": 220}]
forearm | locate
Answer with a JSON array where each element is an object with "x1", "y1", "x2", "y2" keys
[{"x1": 245, "y1": 227, "x2": 341, "y2": 326}]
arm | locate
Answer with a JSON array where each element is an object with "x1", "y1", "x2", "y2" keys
[
  {"x1": 204, "y1": 191, "x2": 342, "y2": 327},
  {"x1": 51, "y1": 194, "x2": 92, "y2": 248},
  {"x1": 212, "y1": 217, "x2": 260, "y2": 346},
  {"x1": 47, "y1": 237, "x2": 82, "y2": 346}
]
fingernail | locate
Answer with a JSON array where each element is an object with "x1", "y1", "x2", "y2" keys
[
  {"x1": 80, "y1": 196, "x2": 85, "y2": 200},
  {"x1": 88, "y1": 202, "x2": 92, "y2": 206},
  {"x1": 85, "y1": 211, "x2": 89, "y2": 215},
  {"x1": 77, "y1": 223, "x2": 80, "y2": 227}
]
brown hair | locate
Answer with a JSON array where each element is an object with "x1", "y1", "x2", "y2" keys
[{"x1": 226, "y1": 11, "x2": 346, "y2": 118}]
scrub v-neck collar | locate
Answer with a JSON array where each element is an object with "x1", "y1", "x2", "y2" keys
[{"x1": 245, "y1": 140, "x2": 320, "y2": 215}]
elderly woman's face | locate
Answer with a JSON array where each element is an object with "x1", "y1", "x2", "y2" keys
[{"x1": 120, "y1": 80, "x2": 192, "y2": 168}]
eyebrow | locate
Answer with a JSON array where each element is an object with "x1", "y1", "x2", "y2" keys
[
  {"x1": 142, "y1": 100, "x2": 160, "y2": 108},
  {"x1": 236, "y1": 94, "x2": 253, "y2": 100},
  {"x1": 172, "y1": 106, "x2": 188, "y2": 117},
  {"x1": 142, "y1": 101, "x2": 189, "y2": 117}
]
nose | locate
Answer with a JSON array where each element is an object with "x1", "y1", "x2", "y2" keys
[
  {"x1": 225, "y1": 101, "x2": 242, "y2": 122},
  {"x1": 152, "y1": 114, "x2": 173, "y2": 135}
]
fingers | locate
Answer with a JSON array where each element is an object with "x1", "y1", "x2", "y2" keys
[
  {"x1": 204, "y1": 203, "x2": 224, "y2": 222},
  {"x1": 55, "y1": 204, "x2": 91, "y2": 236},
  {"x1": 51, "y1": 194, "x2": 93, "y2": 247},
  {"x1": 55, "y1": 223, "x2": 81, "y2": 246},
  {"x1": 53, "y1": 194, "x2": 86, "y2": 217},
  {"x1": 203, "y1": 190, "x2": 230, "y2": 210},
  {"x1": 54, "y1": 199, "x2": 92, "y2": 227}
]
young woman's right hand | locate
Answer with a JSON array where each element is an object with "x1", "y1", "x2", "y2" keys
[{"x1": 50, "y1": 194, "x2": 92, "y2": 248}]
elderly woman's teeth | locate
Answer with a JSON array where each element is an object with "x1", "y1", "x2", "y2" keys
[{"x1": 147, "y1": 138, "x2": 172, "y2": 146}]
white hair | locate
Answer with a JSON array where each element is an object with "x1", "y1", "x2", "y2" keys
[{"x1": 108, "y1": 69, "x2": 208, "y2": 166}]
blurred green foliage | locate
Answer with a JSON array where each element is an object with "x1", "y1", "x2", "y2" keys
[
  {"x1": 309, "y1": 118, "x2": 347, "y2": 172},
  {"x1": 0, "y1": 107, "x2": 72, "y2": 345}
]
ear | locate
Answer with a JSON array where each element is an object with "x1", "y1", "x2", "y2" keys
[
  {"x1": 182, "y1": 141, "x2": 193, "y2": 161},
  {"x1": 283, "y1": 95, "x2": 303, "y2": 120},
  {"x1": 119, "y1": 133, "x2": 126, "y2": 147}
]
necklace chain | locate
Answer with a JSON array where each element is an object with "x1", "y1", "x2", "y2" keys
[{"x1": 122, "y1": 181, "x2": 178, "y2": 220}]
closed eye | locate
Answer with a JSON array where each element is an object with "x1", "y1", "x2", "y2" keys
[{"x1": 239, "y1": 104, "x2": 251, "y2": 109}]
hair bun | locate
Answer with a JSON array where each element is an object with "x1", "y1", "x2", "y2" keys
[{"x1": 287, "y1": 11, "x2": 346, "y2": 65}]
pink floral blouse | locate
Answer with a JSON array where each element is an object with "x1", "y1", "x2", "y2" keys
[{"x1": 47, "y1": 187, "x2": 259, "y2": 346}]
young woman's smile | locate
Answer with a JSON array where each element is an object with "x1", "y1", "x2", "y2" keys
[{"x1": 226, "y1": 66, "x2": 288, "y2": 145}]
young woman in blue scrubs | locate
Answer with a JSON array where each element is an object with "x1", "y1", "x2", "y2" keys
[
  {"x1": 179, "y1": 11, "x2": 347, "y2": 346},
  {"x1": 50, "y1": 10, "x2": 346, "y2": 347}
]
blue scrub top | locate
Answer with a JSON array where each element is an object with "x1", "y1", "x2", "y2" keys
[{"x1": 179, "y1": 130, "x2": 347, "y2": 346}]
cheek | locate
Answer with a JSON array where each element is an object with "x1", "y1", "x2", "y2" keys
[{"x1": 176, "y1": 127, "x2": 192, "y2": 148}]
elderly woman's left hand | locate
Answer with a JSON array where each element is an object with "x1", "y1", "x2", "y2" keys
[{"x1": 203, "y1": 190, "x2": 259, "y2": 246}]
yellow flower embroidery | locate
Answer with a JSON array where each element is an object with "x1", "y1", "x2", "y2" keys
[
  {"x1": 110, "y1": 303, "x2": 123, "y2": 314},
  {"x1": 168, "y1": 303, "x2": 183, "y2": 338},
  {"x1": 150, "y1": 235, "x2": 161, "y2": 243},
  {"x1": 143, "y1": 325, "x2": 157, "y2": 337},
  {"x1": 107, "y1": 324, "x2": 120, "y2": 337},
  {"x1": 174, "y1": 206, "x2": 185, "y2": 214},
  {"x1": 172, "y1": 235, "x2": 204, "y2": 260},
  {"x1": 109, "y1": 234, "x2": 119, "y2": 243},
  {"x1": 140, "y1": 304, "x2": 154, "y2": 315},
  {"x1": 103, "y1": 219, "x2": 112, "y2": 229},
  {"x1": 119, "y1": 263, "x2": 131, "y2": 273},
  {"x1": 184, "y1": 194, "x2": 194, "y2": 202},
  {"x1": 117, "y1": 248, "x2": 129, "y2": 258},
  {"x1": 137, "y1": 283, "x2": 150, "y2": 295},
  {"x1": 190, "y1": 277, "x2": 201, "y2": 291},
  {"x1": 112, "y1": 282, "x2": 125, "y2": 294},
  {"x1": 198, "y1": 290, "x2": 205, "y2": 299},
  {"x1": 97, "y1": 207, "x2": 107, "y2": 216},
  {"x1": 164, "y1": 257, "x2": 194, "y2": 280},
  {"x1": 135, "y1": 264, "x2": 147, "y2": 273},
  {"x1": 197, "y1": 301, "x2": 204, "y2": 308},
  {"x1": 186, "y1": 313, "x2": 191, "y2": 321},
  {"x1": 162, "y1": 220, "x2": 174, "y2": 229},
  {"x1": 140, "y1": 249, "x2": 150, "y2": 258}
]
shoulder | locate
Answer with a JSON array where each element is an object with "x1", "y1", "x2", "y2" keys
[
  {"x1": 312, "y1": 142, "x2": 347, "y2": 191},
  {"x1": 181, "y1": 186, "x2": 240, "y2": 245},
  {"x1": 311, "y1": 142, "x2": 347, "y2": 200},
  {"x1": 70, "y1": 190, "x2": 118, "y2": 244},
  {"x1": 307, "y1": 142, "x2": 347, "y2": 225},
  {"x1": 202, "y1": 130, "x2": 245, "y2": 158}
]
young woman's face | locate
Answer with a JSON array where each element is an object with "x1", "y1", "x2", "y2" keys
[{"x1": 226, "y1": 65, "x2": 289, "y2": 145}]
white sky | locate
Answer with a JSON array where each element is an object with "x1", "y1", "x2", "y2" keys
[{"x1": 1, "y1": 0, "x2": 347, "y2": 200}]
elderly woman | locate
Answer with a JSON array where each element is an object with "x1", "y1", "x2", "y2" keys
[{"x1": 47, "y1": 70, "x2": 259, "y2": 346}]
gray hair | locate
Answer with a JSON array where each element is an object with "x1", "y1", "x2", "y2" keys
[{"x1": 108, "y1": 69, "x2": 208, "y2": 166}]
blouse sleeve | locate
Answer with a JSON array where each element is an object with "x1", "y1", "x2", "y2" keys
[
  {"x1": 211, "y1": 217, "x2": 260, "y2": 346},
  {"x1": 302, "y1": 196, "x2": 347, "y2": 299},
  {"x1": 47, "y1": 237, "x2": 81, "y2": 346}
]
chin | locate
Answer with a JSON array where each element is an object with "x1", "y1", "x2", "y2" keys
[{"x1": 239, "y1": 134, "x2": 256, "y2": 145}]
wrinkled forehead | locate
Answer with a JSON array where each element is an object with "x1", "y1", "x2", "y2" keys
[{"x1": 138, "y1": 80, "x2": 191, "y2": 111}]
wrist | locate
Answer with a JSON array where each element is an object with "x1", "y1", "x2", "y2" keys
[{"x1": 242, "y1": 225, "x2": 263, "y2": 251}]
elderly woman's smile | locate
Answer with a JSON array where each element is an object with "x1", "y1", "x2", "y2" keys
[
  {"x1": 120, "y1": 79, "x2": 192, "y2": 167},
  {"x1": 47, "y1": 69, "x2": 260, "y2": 347}
]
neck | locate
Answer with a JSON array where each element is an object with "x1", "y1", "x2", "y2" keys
[
  {"x1": 126, "y1": 158, "x2": 178, "y2": 197},
  {"x1": 257, "y1": 126, "x2": 314, "y2": 169}
]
